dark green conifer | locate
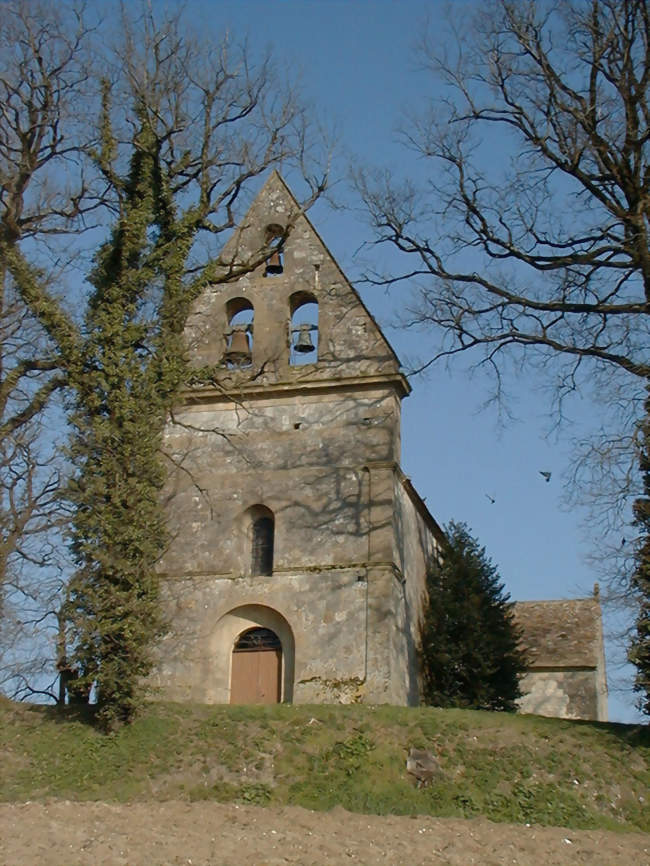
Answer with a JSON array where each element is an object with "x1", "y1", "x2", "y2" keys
[{"x1": 421, "y1": 521, "x2": 527, "y2": 712}]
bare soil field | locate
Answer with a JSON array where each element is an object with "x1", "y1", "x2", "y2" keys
[{"x1": 0, "y1": 800, "x2": 648, "y2": 866}]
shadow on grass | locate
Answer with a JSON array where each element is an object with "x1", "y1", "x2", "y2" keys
[
  {"x1": 567, "y1": 716, "x2": 650, "y2": 748},
  {"x1": 39, "y1": 702, "x2": 98, "y2": 727}
]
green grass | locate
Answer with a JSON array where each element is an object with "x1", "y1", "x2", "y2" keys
[{"x1": 1, "y1": 696, "x2": 648, "y2": 832}]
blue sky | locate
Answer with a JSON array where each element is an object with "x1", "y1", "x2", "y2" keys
[{"x1": 167, "y1": 0, "x2": 643, "y2": 721}]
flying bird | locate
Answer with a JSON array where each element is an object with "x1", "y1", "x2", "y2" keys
[
  {"x1": 485, "y1": 493, "x2": 496, "y2": 504},
  {"x1": 539, "y1": 471, "x2": 552, "y2": 482}
]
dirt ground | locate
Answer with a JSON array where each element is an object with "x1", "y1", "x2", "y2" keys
[{"x1": 0, "y1": 801, "x2": 648, "y2": 866}]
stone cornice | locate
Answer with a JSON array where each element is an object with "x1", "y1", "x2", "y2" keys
[{"x1": 177, "y1": 372, "x2": 411, "y2": 406}]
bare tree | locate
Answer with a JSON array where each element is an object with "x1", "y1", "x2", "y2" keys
[
  {"x1": 0, "y1": 1, "x2": 90, "y2": 698},
  {"x1": 0, "y1": 0, "x2": 95, "y2": 395},
  {"x1": 358, "y1": 0, "x2": 650, "y2": 710},
  {"x1": 0, "y1": 420, "x2": 69, "y2": 703}
]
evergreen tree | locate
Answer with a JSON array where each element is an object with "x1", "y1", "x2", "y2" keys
[{"x1": 421, "y1": 522, "x2": 527, "y2": 712}]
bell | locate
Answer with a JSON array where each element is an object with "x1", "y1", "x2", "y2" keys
[
  {"x1": 265, "y1": 250, "x2": 283, "y2": 276},
  {"x1": 224, "y1": 327, "x2": 251, "y2": 364},
  {"x1": 294, "y1": 323, "x2": 315, "y2": 354}
]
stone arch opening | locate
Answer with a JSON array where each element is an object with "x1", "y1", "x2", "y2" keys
[
  {"x1": 289, "y1": 290, "x2": 318, "y2": 365},
  {"x1": 240, "y1": 504, "x2": 275, "y2": 576},
  {"x1": 264, "y1": 223, "x2": 285, "y2": 276},
  {"x1": 251, "y1": 509, "x2": 274, "y2": 576},
  {"x1": 224, "y1": 297, "x2": 254, "y2": 367},
  {"x1": 211, "y1": 604, "x2": 295, "y2": 703}
]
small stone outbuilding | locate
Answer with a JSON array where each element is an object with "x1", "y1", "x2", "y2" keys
[
  {"x1": 152, "y1": 172, "x2": 607, "y2": 720},
  {"x1": 514, "y1": 595, "x2": 607, "y2": 721}
]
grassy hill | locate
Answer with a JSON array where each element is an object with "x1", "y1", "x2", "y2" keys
[{"x1": 1, "y1": 698, "x2": 648, "y2": 833}]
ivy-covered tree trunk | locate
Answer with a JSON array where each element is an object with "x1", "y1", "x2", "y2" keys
[
  {"x1": 65, "y1": 390, "x2": 169, "y2": 724},
  {"x1": 64, "y1": 127, "x2": 172, "y2": 727},
  {"x1": 630, "y1": 385, "x2": 650, "y2": 714},
  {"x1": 62, "y1": 107, "x2": 203, "y2": 727}
]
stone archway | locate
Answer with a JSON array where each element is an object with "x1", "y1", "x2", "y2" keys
[{"x1": 210, "y1": 604, "x2": 295, "y2": 704}]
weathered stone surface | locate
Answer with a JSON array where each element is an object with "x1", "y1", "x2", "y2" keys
[
  {"x1": 155, "y1": 172, "x2": 441, "y2": 707},
  {"x1": 154, "y1": 172, "x2": 607, "y2": 720}
]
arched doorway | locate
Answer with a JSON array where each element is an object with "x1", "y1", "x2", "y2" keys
[
  {"x1": 230, "y1": 627, "x2": 282, "y2": 704},
  {"x1": 211, "y1": 604, "x2": 294, "y2": 704}
]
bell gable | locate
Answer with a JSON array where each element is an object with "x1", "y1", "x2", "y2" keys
[{"x1": 185, "y1": 172, "x2": 408, "y2": 396}]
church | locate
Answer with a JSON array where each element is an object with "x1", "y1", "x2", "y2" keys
[{"x1": 152, "y1": 173, "x2": 607, "y2": 720}]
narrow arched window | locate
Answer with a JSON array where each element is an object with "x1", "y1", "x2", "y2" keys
[
  {"x1": 289, "y1": 291, "x2": 318, "y2": 365},
  {"x1": 224, "y1": 297, "x2": 254, "y2": 367},
  {"x1": 251, "y1": 512, "x2": 274, "y2": 575},
  {"x1": 264, "y1": 223, "x2": 284, "y2": 277}
]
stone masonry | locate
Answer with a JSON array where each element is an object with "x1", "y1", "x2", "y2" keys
[{"x1": 151, "y1": 172, "x2": 607, "y2": 719}]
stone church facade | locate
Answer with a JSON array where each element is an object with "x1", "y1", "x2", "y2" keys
[{"x1": 152, "y1": 173, "x2": 607, "y2": 720}]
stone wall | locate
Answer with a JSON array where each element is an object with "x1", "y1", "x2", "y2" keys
[
  {"x1": 156, "y1": 383, "x2": 402, "y2": 705},
  {"x1": 392, "y1": 474, "x2": 445, "y2": 705},
  {"x1": 160, "y1": 387, "x2": 399, "y2": 577},
  {"x1": 153, "y1": 172, "x2": 607, "y2": 720},
  {"x1": 151, "y1": 570, "x2": 367, "y2": 704},
  {"x1": 154, "y1": 172, "x2": 418, "y2": 706},
  {"x1": 517, "y1": 669, "x2": 604, "y2": 720}
]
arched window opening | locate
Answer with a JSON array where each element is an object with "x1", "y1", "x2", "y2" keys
[
  {"x1": 264, "y1": 223, "x2": 284, "y2": 277},
  {"x1": 289, "y1": 292, "x2": 318, "y2": 365},
  {"x1": 224, "y1": 297, "x2": 253, "y2": 367},
  {"x1": 250, "y1": 507, "x2": 274, "y2": 575},
  {"x1": 252, "y1": 516, "x2": 274, "y2": 575}
]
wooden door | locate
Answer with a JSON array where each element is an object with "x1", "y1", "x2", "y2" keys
[{"x1": 230, "y1": 647, "x2": 281, "y2": 704}]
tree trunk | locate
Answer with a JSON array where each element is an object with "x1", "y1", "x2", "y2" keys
[{"x1": 630, "y1": 383, "x2": 650, "y2": 713}]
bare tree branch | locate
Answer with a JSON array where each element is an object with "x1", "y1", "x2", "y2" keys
[{"x1": 358, "y1": 0, "x2": 650, "y2": 711}]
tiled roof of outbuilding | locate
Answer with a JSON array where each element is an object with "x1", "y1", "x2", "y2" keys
[{"x1": 513, "y1": 598, "x2": 603, "y2": 669}]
